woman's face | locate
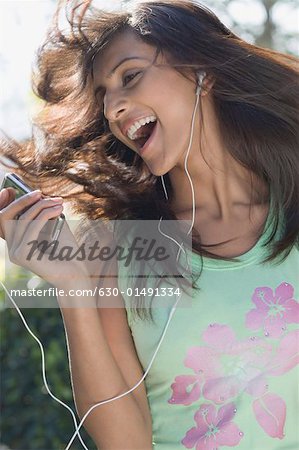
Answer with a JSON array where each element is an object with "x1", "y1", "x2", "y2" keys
[{"x1": 93, "y1": 31, "x2": 199, "y2": 176}]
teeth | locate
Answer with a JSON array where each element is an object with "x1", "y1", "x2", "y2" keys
[{"x1": 127, "y1": 115, "x2": 157, "y2": 140}]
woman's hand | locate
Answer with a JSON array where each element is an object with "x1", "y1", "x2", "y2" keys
[
  {"x1": 0, "y1": 187, "x2": 63, "y2": 238},
  {"x1": 0, "y1": 187, "x2": 93, "y2": 299}
]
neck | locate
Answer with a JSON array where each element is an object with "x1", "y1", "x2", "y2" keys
[{"x1": 168, "y1": 95, "x2": 268, "y2": 219}]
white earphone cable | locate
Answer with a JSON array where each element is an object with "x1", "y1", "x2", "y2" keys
[
  {"x1": 159, "y1": 78, "x2": 201, "y2": 266},
  {"x1": 64, "y1": 291, "x2": 182, "y2": 449},
  {"x1": 0, "y1": 278, "x2": 181, "y2": 450},
  {"x1": 64, "y1": 74, "x2": 203, "y2": 447},
  {"x1": 1, "y1": 73, "x2": 203, "y2": 450},
  {"x1": 0, "y1": 280, "x2": 89, "y2": 450}
]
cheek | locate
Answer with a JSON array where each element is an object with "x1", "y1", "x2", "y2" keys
[
  {"x1": 108, "y1": 122, "x2": 123, "y2": 141},
  {"x1": 108, "y1": 123, "x2": 119, "y2": 137},
  {"x1": 161, "y1": 96, "x2": 194, "y2": 141}
]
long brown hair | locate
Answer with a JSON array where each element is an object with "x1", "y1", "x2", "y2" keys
[{"x1": 1, "y1": 0, "x2": 298, "y2": 309}]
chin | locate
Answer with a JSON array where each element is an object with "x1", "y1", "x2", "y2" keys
[
  {"x1": 146, "y1": 163, "x2": 168, "y2": 177},
  {"x1": 146, "y1": 157, "x2": 177, "y2": 177}
]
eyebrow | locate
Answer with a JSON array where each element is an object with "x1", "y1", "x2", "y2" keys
[
  {"x1": 109, "y1": 56, "x2": 149, "y2": 77},
  {"x1": 94, "y1": 56, "x2": 149, "y2": 97}
]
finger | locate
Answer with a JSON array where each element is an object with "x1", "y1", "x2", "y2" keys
[
  {"x1": 14, "y1": 195, "x2": 62, "y2": 240},
  {"x1": 0, "y1": 190, "x2": 42, "y2": 219},
  {"x1": 0, "y1": 188, "x2": 18, "y2": 239},
  {"x1": 8, "y1": 205, "x2": 64, "y2": 277},
  {"x1": 12, "y1": 197, "x2": 63, "y2": 244},
  {"x1": 0, "y1": 189, "x2": 9, "y2": 238},
  {"x1": 21, "y1": 204, "x2": 64, "y2": 255},
  {"x1": 0, "y1": 188, "x2": 16, "y2": 209},
  {"x1": 0, "y1": 190, "x2": 42, "y2": 242},
  {"x1": 18, "y1": 197, "x2": 64, "y2": 222}
]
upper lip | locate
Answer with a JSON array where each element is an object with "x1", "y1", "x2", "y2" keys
[{"x1": 120, "y1": 115, "x2": 156, "y2": 140}]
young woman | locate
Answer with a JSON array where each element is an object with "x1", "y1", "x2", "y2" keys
[{"x1": 0, "y1": 1, "x2": 298, "y2": 449}]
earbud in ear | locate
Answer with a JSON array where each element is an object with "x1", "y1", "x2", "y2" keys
[{"x1": 196, "y1": 71, "x2": 206, "y2": 96}]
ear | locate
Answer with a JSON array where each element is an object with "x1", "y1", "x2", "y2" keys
[{"x1": 201, "y1": 74, "x2": 215, "y2": 96}]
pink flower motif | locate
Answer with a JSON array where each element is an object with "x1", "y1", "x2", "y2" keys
[
  {"x1": 266, "y1": 329, "x2": 299, "y2": 376},
  {"x1": 245, "y1": 282, "x2": 299, "y2": 338},
  {"x1": 253, "y1": 393, "x2": 286, "y2": 439},
  {"x1": 184, "y1": 324, "x2": 273, "y2": 404},
  {"x1": 169, "y1": 320, "x2": 299, "y2": 442},
  {"x1": 169, "y1": 375, "x2": 202, "y2": 405},
  {"x1": 182, "y1": 403, "x2": 243, "y2": 450}
]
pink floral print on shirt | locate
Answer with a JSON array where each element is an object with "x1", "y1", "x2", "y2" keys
[
  {"x1": 182, "y1": 403, "x2": 243, "y2": 450},
  {"x1": 168, "y1": 282, "x2": 298, "y2": 449},
  {"x1": 169, "y1": 324, "x2": 276, "y2": 407},
  {"x1": 245, "y1": 282, "x2": 299, "y2": 338}
]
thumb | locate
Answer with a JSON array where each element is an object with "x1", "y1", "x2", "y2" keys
[
  {"x1": 0, "y1": 188, "x2": 16, "y2": 209},
  {"x1": 0, "y1": 188, "x2": 9, "y2": 207},
  {"x1": 0, "y1": 188, "x2": 16, "y2": 240}
]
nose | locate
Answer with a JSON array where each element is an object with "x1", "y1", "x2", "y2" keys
[{"x1": 104, "y1": 91, "x2": 128, "y2": 122}]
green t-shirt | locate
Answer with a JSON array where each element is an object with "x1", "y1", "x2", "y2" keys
[{"x1": 117, "y1": 212, "x2": 299, "y2": 450}]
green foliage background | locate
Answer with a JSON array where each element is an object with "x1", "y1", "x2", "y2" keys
[{"x1": 0, "y1": 269, "x2": 95, "y2": 450}]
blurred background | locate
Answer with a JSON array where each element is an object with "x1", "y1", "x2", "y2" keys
[
  {"x1": 0, "y1": 1, "x2": 298, "y2": 449},
  {"x1": 0, "y1": 0, "x2": 298, "y2": 141}
]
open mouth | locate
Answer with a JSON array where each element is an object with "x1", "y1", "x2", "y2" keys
[{"x1": 133, "y1": 121, "x2": 157, "y2": 150}]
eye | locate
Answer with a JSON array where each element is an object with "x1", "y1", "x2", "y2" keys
[{"x1": 123, "y1": 71, "x2": 142, "y2": 87}]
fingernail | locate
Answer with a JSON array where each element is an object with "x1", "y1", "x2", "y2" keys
[
  {"x1": 29, "y1": 190, "x2": 42, "y2": 196},
  {"x1": 49, "y1": 197, "x2": 63, "y2": 202},
  {"x1": 0, "y1": 189, "x2": 8, "y2": 198}
]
